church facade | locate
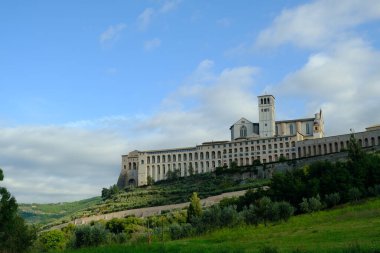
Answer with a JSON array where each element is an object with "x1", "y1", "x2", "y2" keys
[{"x1": 117, "y1": 95, "x2": 380, "y2": 188}]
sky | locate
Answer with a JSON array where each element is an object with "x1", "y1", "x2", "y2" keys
[{"x1": 1, "y1": 0, "x2": 380, "y2": 203}]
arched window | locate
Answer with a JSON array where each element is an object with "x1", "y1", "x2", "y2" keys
[{"x1": 240, "y1": 125, "x2": 247, "y2": 137}]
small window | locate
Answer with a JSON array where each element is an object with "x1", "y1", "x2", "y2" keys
[
  {"x1": 289, "y1": 124, "x2": 294, "y2": 135},
  {"x1": 306, "y1": 123, "x2": 310, "y2": 134}
]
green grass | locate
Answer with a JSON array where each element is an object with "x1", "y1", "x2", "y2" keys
[
  {"x1": 21, "y1": 173, "x2": 269, "y2": 227},
  {"x1": 59, "y1": 197, "x2": 380, "y2": 253}
]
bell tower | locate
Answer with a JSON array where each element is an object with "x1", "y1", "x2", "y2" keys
[{"x1": 258, "y1": 95, "x2": 276, "y2": 138}]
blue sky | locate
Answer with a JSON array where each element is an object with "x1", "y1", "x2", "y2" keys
[{"x1": 1, "y1": 0, "x2": 380, "y2": 203}]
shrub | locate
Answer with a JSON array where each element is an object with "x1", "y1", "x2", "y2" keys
[
  {"x1": 221, "y1": 205, "x2": 241, "y2": 227},
  {"x1": 73, "y1": 224, "x2": 109, "y2": 248},
  {"x1": 242, "y1": 205, "x2": 259, "y2": 226},
  {"x1": 324, "y1": 192, "x2": 341, "y2": 208},
  {"x1": 299, "y1": 198, "x2": 309, "y2": 213},
  {"x1": 106, "y1": 218, "x2": 125, "y2": 234},
  {"x1": 308, "y1": 195, "x2": 322, "y2": 212},
  {"x1": 256, "y1": 197, "x2": 272, "y2": 226},
  {"x1": 348, "y1": 187, "x2": 362, "y2": 202},
  {"x1": 38, "y1": 230, "x2": 67, "y2": 252},
  {"x1": 368, "y1": 184, "x2": 380, "y2": 196},
  {"x1": 277, "y1": 201, "x2": 294, "y2": 221},
  {"x1": 187, "y1": 192, "x2": 202, "y2": 223},
  {"x1": 201, "y1": 205, "x2": 222, "y2": 230},
  {"x1": 219, "y1": 197, "x2": 239, "y2": 208},
  {"x1": 168, "y1": 223, "x2": 182, "y2": 240},
  {"x1": 299, "y1": 196, "x2": 322, "y2": 214}
]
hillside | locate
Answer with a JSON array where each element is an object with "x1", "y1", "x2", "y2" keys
[
  {"x1": 20, "y1": 173, "x2": 269, "y2": 226},
  {"x1": 59, "y1": 197, "x2": 380, "y2": 253}
]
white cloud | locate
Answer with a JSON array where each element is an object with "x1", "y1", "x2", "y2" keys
[
  {"x1": 137, "y1": 0, "x2": 182, "y2": 30},
  {"x1": 137, "y1": 8, "x2": 155, "y2": 30},
  {"x1": 217, "y1": 18, "x2": 231, "y2": 28},
  {"x1": 254, "y1": 0, "x2": 380, "y2": 136},
  {"x1": 159, "y1": 0, "x2": 181, "y2": 14},
  {"x1": 0, "y1": 126, "x2": 129, "y2": 203},
  {"x1": 276, "y1": 38, "x2": 380, "y2": 135},
  {"x1": 99, "y1": 23, "x2": 127, "y2": 45},
  {"x1": 256, "y1": 0, "x2": 380, "y2": 49},
  {"x1": 144, "y1": 38, "x2": 161, "y2": 51},
  {"x1": 0, "y1": 61, "x2": 261, "y2": 203}
]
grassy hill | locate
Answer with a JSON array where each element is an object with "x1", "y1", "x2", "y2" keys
[
  {"x1": 20, "y1": 173, "x2": 269, "y2": 226},
  {"x1": 58, "y1": 197, "x2": 380, "y2": 253},
  {"x1": 19, "y1": 197, "x2": 102, "y2": 225}
]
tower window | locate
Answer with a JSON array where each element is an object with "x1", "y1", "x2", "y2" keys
[
  {"x1": 289, "y1": 124, "x2": 294, "y2": 135},
  {"x1": 240, "y1": 125, "x2": 247, "y2": 137},
  {"x1": 306, "y1": 123, "x2": 310, "y2": 134}
]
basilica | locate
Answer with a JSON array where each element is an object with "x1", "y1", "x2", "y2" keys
[{"x1": 117, "y1": 95, "x2": 380, "y2": 188}]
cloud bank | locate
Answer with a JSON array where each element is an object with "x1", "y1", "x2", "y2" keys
[{"x1": 0, "y1": 60, "x2": 259, "y2": 203}]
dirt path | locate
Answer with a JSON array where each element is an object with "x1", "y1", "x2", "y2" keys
[{"x1": 49, "y1": 189, "x2": 249, "y2": 230}]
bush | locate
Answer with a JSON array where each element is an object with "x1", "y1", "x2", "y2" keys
[
  {"x1": 106, "y1": 218, "x2": 125, "y2": 234},
  {"x1": 324, "y1": 192, "x2": 341, "y2": 208},
  {"x1": 168, "y1": 223, "x2": 182, "y2": 240},
  {"x1": 368, "y1": 184, "x2": 380, "y2": 196},
  {"x1": 221, "y1": 205, "x2": 241, "y2": 227},
  {"x1": 348, "y1": 187, "x2": 362, "y2": 202},
  {"x1": 73, "y1": 224, "x2": 109, "y2": 248},
  {"x1": 256, "y1": 197, "x2": 272, "y2": 226},
  {"x1": 299, "y1": 196, "x2": 322, "y2": 214},
  {"x1": 38, "y1": 230, "x2": 67, "y2": 252},
  {"x1": 277, "y1": 201, "x2": 294, "y2": 221},
  {"x1": 201, "y1": 205, "x2": 222, "y2": 230},
  {"x1": 308, "y1": 195, "x2": 322, "y2": 212},
  {"x1": 242, "y1": 205, "x2": 259, "y2": 226},
  {"x1": 299, "y1": 198, "x2": 309, "y2": 213},
  {"x1": 187, "y1": 192, "x2": 202, "y2": 223},
  {"x1": 219, "y1": 196, "x2": 239, "y2": 209}
]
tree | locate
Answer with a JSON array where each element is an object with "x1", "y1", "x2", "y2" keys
[
  {"x1": 0, "y1": 168, "x2": 36, "y2": 253},
  {"x1": 348, "y1": 134, "x2": 365, "y2": 163},
  {"x1": 167, "y1": 169, "x2": 181, "y2": 181},
  {"x1": 101, "y1": 184, "x2": 120, "y2": 200},
  {"x1": 38, "y1": 230, "x2": 67, "y2": 252},
  {"x1": 187, "y1": 192, "x2": 202, "y2": 223},
  {"x1": 188, "y1": 163, "x2": 194, "y2": 176},
  {"x1": 147, "y1": 175, "x2": 154, "y2": 186}
]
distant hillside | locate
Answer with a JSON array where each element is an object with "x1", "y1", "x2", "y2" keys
[
  {"x1": 20, "y1": 173, "x2": 269, "y2": 227},
  {"x1": 19, "y1": 197, "x2": 101, "y2": 225}
]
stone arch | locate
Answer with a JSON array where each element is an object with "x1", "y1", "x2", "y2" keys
[{"x1": 128, "y1": 179, "x2": 136, "y2": 187}]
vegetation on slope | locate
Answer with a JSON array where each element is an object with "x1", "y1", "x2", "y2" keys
[
  {"x1": 20, "y1": 172, "x2": 269, "y2": 226},
  {"x1": 56, "y1": 197, "x2": 380, "y2": 253},
  {"x1": 19, "y1": 197, "x2": 102, "y2": 225}
]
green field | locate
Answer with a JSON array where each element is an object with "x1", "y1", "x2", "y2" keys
[
  {"x1": 20, "y1": 173, "x2": 269, "y2": 226},
  {"x1": 58, "y1": 197, "x2": 380, "y2": 253}
]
